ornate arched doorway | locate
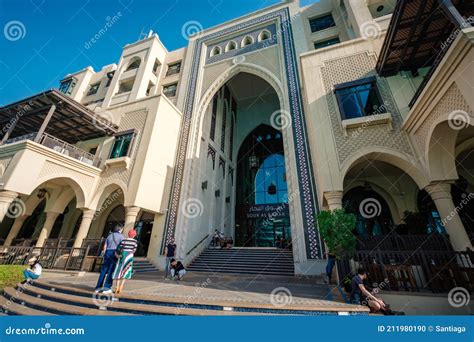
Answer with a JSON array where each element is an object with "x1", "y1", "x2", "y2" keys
[{"x1": 235, "y1": 125, "x2": 290, "y2": 247}]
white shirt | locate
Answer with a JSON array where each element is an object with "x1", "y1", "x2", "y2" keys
[{"x1": 31, "y1": 263, "x2": 42, "y2": 276}]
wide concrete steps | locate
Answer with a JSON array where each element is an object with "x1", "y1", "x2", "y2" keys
[
  {"x1": 133, "y1": 258, "x2": 159, "y2": 273},
  {"x1": 188, "y1": 248, "x2": 295, "y2": 276},
  {"x1": 0, "y1": 281, "x2": 368, "y2": 316}
]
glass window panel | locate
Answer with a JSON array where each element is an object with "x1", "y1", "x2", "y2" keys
[
  {"x1": 276, "y1": 166, "x2": 287, "y2": 189},
  {"x1": 255, "y1": 191, "x2": 266, "y2": 205},
  {"x1": 278, "y1": 191, "x2": 288, "y2": 203},
  {"x1": 339, "y1": 93, "x2": 364, "y2": 119},
  {"x1": 266, "y1": 193, "x2": 278, "y2": 204}
]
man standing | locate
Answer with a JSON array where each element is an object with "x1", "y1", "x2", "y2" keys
[
  {"x1": 95, "y1": 225, "x2": 124, "y2": 294},
  {"x1": 164, "y1": 238, "x2": 176, "y2": 279}
]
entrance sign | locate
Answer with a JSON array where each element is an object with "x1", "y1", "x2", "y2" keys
[{"x1": 241, "y1": 204, "x2": 290, "y2": 220}]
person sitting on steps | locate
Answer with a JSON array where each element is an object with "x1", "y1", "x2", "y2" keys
[
  {"x1": 20, "y1": 256, "x2": 42, "y2": 285},
  {"x1": 169, "y1": 258, "x2": 186, "y2": 280}
]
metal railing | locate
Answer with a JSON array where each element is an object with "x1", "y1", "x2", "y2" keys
[
  {"x1": 2, "y1": 132, "x2": 101, "y2": 167},
  {"x1": 43, "y1": 238, "x2": 75, "y2": 248},
  {"x1": 337, "y1": 250, "x2": 474, "y2": 293},
  {"x1": 356, "y1": 233, "x2": 453, "y2": 251},
  {"x1": 0, "y1": 245, "x2": 92, "y2": 272},
  {"x1": 11, "y1": 239, "x2": 36, "y2": 247},
  {"x1": 38, "y1": 132, "x2": 101, "y2": 167}
]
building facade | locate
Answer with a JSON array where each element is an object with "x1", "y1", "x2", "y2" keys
[{"x1": 0, "y1": 0, "x2": 473, "y2": 275}]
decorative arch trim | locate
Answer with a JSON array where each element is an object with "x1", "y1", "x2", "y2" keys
[
  {"x1": 341, "y1": 146, "x2": 429, "y2": 189},
  {"x1": 163, "y1": 8, "x2": 321, "y2": 259},
  {"x1": 31, "y1": 176, "x2": 87, "y2": 208}
]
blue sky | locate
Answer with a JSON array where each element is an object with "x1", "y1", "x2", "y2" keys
[{"x1": 0, "y1": 0, "x2": 318, "y2": 105}]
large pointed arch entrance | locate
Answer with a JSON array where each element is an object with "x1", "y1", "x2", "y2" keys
[
  {"x1": 235, "y1": 125, "x2": 290, "y2": 247},
  {"x1": 170, "y1": 69, "x2": 314, "y2": 261}
]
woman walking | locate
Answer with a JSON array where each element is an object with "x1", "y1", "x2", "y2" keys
[{"x1": 113, "y1": 229, "x2": 138, "y2": 294}]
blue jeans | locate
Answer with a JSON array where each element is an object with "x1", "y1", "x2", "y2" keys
[
  {"x1": 326, "y1": 256, "x2": 336, "y2": 280},
  {"x1": 23, "y1": 269, "x2": 39, "y2": 281},
  {"x1": 165, "y1": 257, "x2": 173, "y2": 277},
  {"x1": 95, "y1": 250, "x2": 117, "y2": 290}
]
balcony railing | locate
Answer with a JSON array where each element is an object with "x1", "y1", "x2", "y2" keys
[{"x1": 3, "y1": 132, "x2": 101, "y2": 167}]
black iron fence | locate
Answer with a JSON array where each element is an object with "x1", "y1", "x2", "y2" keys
[
  {"x1": 337, "y1": 250, "x2": 474, "y2": 293},
  {"x1": 356, "y1": 233, "x2": 453, "y2": 251},
  {"x1": 0, "y1": 245, "x2": 94, "y2": 272}
]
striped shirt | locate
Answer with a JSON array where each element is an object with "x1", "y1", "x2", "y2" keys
[{"x1": 118, "y1": 238, "x2": 138, "y2": 254}]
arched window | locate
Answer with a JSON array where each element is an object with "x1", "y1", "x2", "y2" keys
[
  {"x1": 258, "y1": 30, "x2": 271, "y2": 42},
  {"x1": 125, "y1": 57, "x2": 141, "y2": 71},
  {"x1": 225, "y1": 41, "x2": 237, "y2": 52},
  {"x1": 241, "y1": 35, "x2": 254, "y2": 48},
  {"x1": 210, "y1": 46, "x2": 222, "y2": 57}
]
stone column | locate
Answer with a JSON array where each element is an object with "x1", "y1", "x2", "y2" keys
[
  {"x1": 324, "y1": 191, "x2": 344, "y2": 211},
  {"x1": 35, "y1": 212, "x2": 61, "y2": 247},
  {"x1": 4, "y1": 214, "x2": 29, "y2": 246},
  {"x1": 425, "y1": 182, "x2": 472, "y2": 251},
  {"x1": 73, "y1": 209, "x2": 96, "y2": 248},
  {"x1": 124, "y1": 206, "x2": 141, "y2": 235},
  {"x1": 0, "y1": 191, "x2": 19, "y2": 223}
]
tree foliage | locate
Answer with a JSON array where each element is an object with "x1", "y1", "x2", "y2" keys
[{"x1": 316, "y1": 208, "x2": 357, "y2": 259}]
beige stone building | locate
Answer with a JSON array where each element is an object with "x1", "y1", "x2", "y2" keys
[{"x1": 0, "y1": 0, "x2": 472, "y2": 275}]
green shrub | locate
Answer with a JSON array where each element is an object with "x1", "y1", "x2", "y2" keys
[
  {"x1": 0, "y1": 265, "x2": 25, "y2": 290},
  {"x1": 316, "y1": 208, "x2": 357, "y2": 259}
]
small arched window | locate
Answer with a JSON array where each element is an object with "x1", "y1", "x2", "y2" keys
[
  {"x1": 210, "y1": 46, "x2": 222, "y2": 57},
  {"x1": 225, "y1": 41, "x2": 237, "y2": 52},
  {"x1": 241, "y1": 35, "x2": 254, "y2": 48},
  {"x1": 125, "y1": 57, "x2": 141, "y2": 71},
  {"x1": 258, "y1": 30, "x2": 271, "y2": 42}
]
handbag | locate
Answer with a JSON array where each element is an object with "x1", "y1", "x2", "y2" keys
[{"x1": 112, "y1": 233, "x2": 123, "y2": 259}]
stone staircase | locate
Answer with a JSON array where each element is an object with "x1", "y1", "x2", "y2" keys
[
  {"x1": 188, "y1": 248, "x2": 295, "y2": 276},
  {"x1": 0, "y1": 281, "x2": 368, "y2": 316},
  {"x1": 133, "y1": 257, "x2": 159, "y2": 273}
]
